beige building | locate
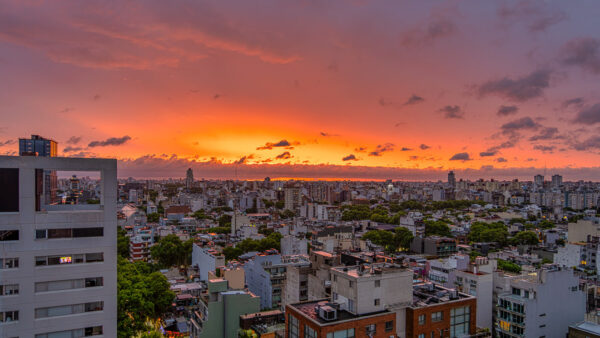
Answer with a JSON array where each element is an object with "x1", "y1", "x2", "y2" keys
[{"x1": 568, "y1": 218, "x2": 600, "y2": 243}]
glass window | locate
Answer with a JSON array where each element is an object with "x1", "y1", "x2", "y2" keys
[
  {"x1": 419, "y1": 314, "x2": 426, "y2": 325},
  {"x1": 36, "y1": 229, "x2": 47, "y2": 239},
  {"x1": 305, "y1": 325, "x2": 317, "y2": 338},
  {"x1": 0, "y1": 284, "x2": 19, "y2": 296},
  {"x1": 36, "y1": 256, "x2": 47, "y2": 266},
  {"x1": 0, "y1": 168, "x2": 19, "y2": 212},
  {"x1": 432, "y1": 311, "x2": 443, "y2": 322},
  {"x1": 385, "y1": 320, "x2": 394, "y2": 332},
  {"x1": 289, "y1": 314, "x2": 299, "y2": 338},
  {"x1": 374, "y1": 298, "x2": 380, "y2": 306},
  {"x1": 85, "y1": 253, "x2": 103, "y2": 263},
  {"x1": 365, "y1": 324, "x2": 376, "y2": 335},
  {"x1": 73, "y1": 227, "x2": 104, "y2": 238},
  {"x1": 375, "y1": 280, "x2": 381, "y2": 287},
  {"x1": 48, "y1": 228, "x2": 72, "y2": 239},
  {"x1": 1, "y1": 258, "x2": 19, "y2": 269},
  {"x1": 450, "y1": 306, "x2": 470, "y2": 337},
  {"x1": 0, "y1": 230, "x2": 19, "y2": 241}
]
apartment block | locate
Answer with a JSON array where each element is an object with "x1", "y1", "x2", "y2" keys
[{"x1": 0, "y1": 156, "x2": 117, "y2": 337}]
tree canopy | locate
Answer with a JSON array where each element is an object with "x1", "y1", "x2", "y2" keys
[
  {"x1": 468, "y1": 222, "x2": 509, "y2": 245},
  {"x1": 150, "y1": 234, "x2": 193, "y2": 267}
]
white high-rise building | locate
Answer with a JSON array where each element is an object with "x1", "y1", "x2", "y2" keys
[{"x1": 0, "y1": 156, "x2": 117, "y2": 337}]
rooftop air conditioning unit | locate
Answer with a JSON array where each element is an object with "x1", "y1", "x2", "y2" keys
[{"x1": 318, "y1": 305, "x2": 338, "y2": 321}]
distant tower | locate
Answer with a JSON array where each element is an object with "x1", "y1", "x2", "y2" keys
[
  {"x1": 185, "y1": 168, "x2": 194, "y2": 189},
  {"x1": 448, "y1": 171, "x2": 456, "y2": 188},
  {"x1": 552, "y1": 174, "x2": 563, "y2": 187},
  {"x1": 534, "y1": 174, "x2": 544, "y2": 187},
  {"x1": 19, "y1": 134, "x2": 58, "y2": 204}
]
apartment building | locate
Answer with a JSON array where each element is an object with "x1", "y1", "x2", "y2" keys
[
  {"x1": 192, "y1": 244, "x2": 225, "y2": 282},
  {"x1": 307, "y1": 251, "x2": 341, "y2": 300},
  {"x1": 0, "y1": 156, "x2": 117, "y2": 337},
  {"x1": 495, "y1": 266, "x2": 585, "y2": 337}
]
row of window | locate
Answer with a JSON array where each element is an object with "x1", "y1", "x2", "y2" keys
[
  {"x1": 35, "y1": 253, "x2": 104, "y2": 266},
  {"x1": 35, "y1": 227, "x2": 104, "y2": 239},
  {"x1": 418, "y1": 311, "x2": 444, "y2": 325},
  {"x1": 35, "y1": 326, "x2": 103, "y2": 338},
  {"x1": 0, "y1": 258, "x2": 19, "y2": 269},
  {"x1": 36, "y1": 277, "x2": 103, "y2": 292},
  {"x1": 0, "y1": 230, "x2": 19, "y2": 241},
  {"x1": 0, "y1": 284, "x2": 19, "y2": 296},
  {"x1": 35, "y1": 301, "x2": 104, "y2": 319}
]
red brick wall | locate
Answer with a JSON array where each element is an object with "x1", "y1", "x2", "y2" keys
[
  {"x1": 406, "y1": 299, "x2": 476, "y2": 338},
  {"x1": 285, "y1": 305, "x2": 397, "y2": 338}
]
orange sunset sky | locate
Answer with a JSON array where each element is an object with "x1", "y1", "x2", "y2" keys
[{"x1": 1, "y1": 1, "x2": 600, "y2": 180}]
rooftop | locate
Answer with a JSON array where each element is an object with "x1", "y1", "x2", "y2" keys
[
  {"x1": 411, "y1": 282, "x2": 473, "y2": 307},
  {"x1": 289, "y1": 300, "x2": 391, "y2": 325},
  {"x1": 331, "y1": 262, "x2": 408, "y2": 278}
]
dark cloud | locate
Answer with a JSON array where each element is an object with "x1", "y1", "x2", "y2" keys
[
  {"x1": 401, "y1": 147, "x2": 412, "y2": 151},
  {"x1": 562, "y1": 97, "x2": 585, "y2": 109},
  {"x1": 533, "y1": 145, "x2": 555, "y2": 153},
  {"x1": 573, "y1": 103, "x2": 600, "y2": 124},
  {"x1": 501, "y1": 117, "x2": 540, "y2": 134},
  {"x1": 528, "y1": 127, "x2": 560, "y2": 141},
  {"x1": 257, "y1": 139, "x2": 299, "y2": 150},
  {"x1": 378, "y1": 98, "x2": 392, "y2": 107},
  {"x1": 497, "y1": 105, "x2": 519, "y2": 116},
  {"x1": 88, "y1": 135, "x2": 131, "y2": 147},
  {"x1": 572, "y1": 136, "x2": 600, "y2": 151},
  {"x1": 0, "y1": 139, "x2": 15, "y2": 147},
  {"x1": 234, "y1": 154, "x2": 254, "y2": 164},
  {"x1": 63, "y1": 146, "x2": 83, "y2": 153},
  {"x1": 409, "y1": 156, "x2": 419, "y2": 160},
  {"x1": 449, "y1": 152, "x2": 471, "y2": 161},
  {"x1": 66, "y1": 136, "x2": 82, "y2": 144},
  {"x1": 419, "y1": 144, "x2": 430, "y2": 150},
  {"x1": 342, "y1": 154, "x2": 358, "y2": 161},
  {"x1": 320, "y1": 132, "x2": 339, "y2": 137},
  {"x1": 402, "y1": 16, "x2": 456, "y2": 47},
  {"x1": 355, "y1": 147, "x2": 367, "y2": 153},
  {"x1": 498, "y1": 1, "x2": 566, "y2": 32},
  {"x1": 480, "y1": 151, "x2": 498, "y2": 157},
  {"x1": 368, "y1": 143, "x2": 395, "y2": 156},
  {"x1": 496, "y1": 157, "x2": 508, "y2": 163},
  {"x1": 405, "y1": 94, "x2": 425, "y2": 105},
  {"x1": 275, "y1": 151, "x2": 292, "y2": 160},
  {"x1": 561, "y1": 38, "x2": 600, "y2": 74},
  {"x1": 478, "y1": 69, "x2": 552, "y2": 102},
  {"x1": 438, "y1": 105, "x2": 464, "y2": 119}
]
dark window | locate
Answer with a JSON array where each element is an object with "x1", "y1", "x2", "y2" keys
[
  {"x1": 385, "y1": 320, "x2": 394, "y2": 332},
  {"x1": 48, "y1": 228, "x2": 72, "y2": 239},
  {"x1": 85, "y1": 277, "x2": 103, "y2": 288},
  {"x1": 73, "y1": 227, "x2": 103, "y2": 238},
  {"x1": 0, "y1": 168, "x2": 19, "y2": 212},
  {"x1": 84, "y1": 301, "x2": 103, "y2": 312},
  {"x1": 35, "y1": 257, "x2": 47, "y2": 266},
  {"x1": 0, "y1": 230, "x2": 19, "y2": 241},
  {"x1": 84, "y1": 326, "x2": 103, "y2": 336},
  {"x1": 35, "y1": 229, "x2": 47, "y2": 239},
  {"x1": 85, "y1": 253, "x2": 103, "y2": 263}
]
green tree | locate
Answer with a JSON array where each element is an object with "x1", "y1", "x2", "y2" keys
[
  {"x1": 192, "y1": 209, "x2": 209, "y2": 220},
  {"x1": 117, "y1": 227, "x2": 130, "y2": 259},
  {"x1": 394, "y1": 227, "x2": 414, "y2": 251},
  {"x1": 217, "y1": 214, "x2": 232, "y2": 227},
  {"x1": 511, "y1": 231, "x2": 539, "y2": 246},
  {"x1": 362, "y1": 230, "x2": 395, "y2": 251},
  {"x1": 150, "y1": 235, "x2": 193, "y2": 267},
  {"x1": 223, "y1": 246, "x2": 243, "y2": 261},
  {"x1": 147, "y1": 212, "x2": 160, "y2": 223},
  {"x1": 497, "y1": 259, "x2": 521, "y2": 274},
  {"x1": 424, "y1": 220, "x2": 452, "y2": 237},
  {"x1": 280, "y1": 209, "x2": 296, "y2": 219},
  {"x1": 468, "y1": 222, "x2": 509, "y2": 246}
]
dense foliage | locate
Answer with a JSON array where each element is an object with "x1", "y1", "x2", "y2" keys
[
  {"x1": 468, "y1": 222, "x2": 509, "y2": 245},
  {"x1": 423, "y1": 220, "x2": 452, "y2": 237},
  {"x1": 150, "y1": 234, "x2": 193, "y2": 267},
  {"x1": 222, "y1": 232, "x2": 283, "y2": 260},
  {"x1": 118, "y1": 227, "x2": 130, "y2": 259},
  {"x1": 361, "y1": 228, "x2": 414, "y2": 252},
  {"x1": 497, "y1": 259, "x2": 521, "y2": 274},
  {"x1": 117, "y1": 257, "x2": 175, "y2": 337}
]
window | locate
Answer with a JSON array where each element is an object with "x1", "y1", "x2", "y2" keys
[
  {"x1": 375, "y1": 280, "x2": 381, "y2": 287},
  {"x1": 35, "y1": 227, "x2": 104, "y2": 239},
  {"x1": 35, "y1": 326, "x2": 103, "y2": 338},
  {"x1": 365, "y1": 324, "x2": 376, "y2": 335},
  {"x1": 73, "y1": 227, "x2": 103, "y2": 237},
  {"x1": 305, "y1": 325, "x2": 317, "y2": 338},
  {"x1": 48, "y1": 228, "x2": 72, "y2": 239},
  {"x1": 35, "y1": 277, "x2": 103, "y2": 293},
  {"x1": 0, "y1": 168, "x2": 19, "y2": 212},
  {"x1": 326, "y1": 329, "x2": 355, "y2": 338},
  {"x1": 418, "y1": 335, "x2": 425, "y2": 338},
  {"x1": 512, "y1": 287, "x2": 520, "y2": 296},
  {"x1": 0, "y1": 284, "x2": 19, "y2": 296},
  {"x1": 348, "y1": 299, "x2": 355, "y2": 312},
  {"x1": 0, "y1": 230, "x2": 19, "y2": 241},
  {"x1": 349, "y1": 280, "x2": 353, "y2": 288},
  {"x1": 333, "y1": 292, "x2": 338, "y2": 300},
  {"x1": 385, "y1": 320, "x2": 394, "y2": 332},
  {"x1": 0, "y1": 311, "x2": 19, "y2": 323},
  {"x1": 450, "y1": 306, "x2": 470, "y2": 338},
  {"x1": 36, "y1": 253, "x2": 104, "y2": 266},
  {"x1": 36, "y1": 229, "x2": 47, "y2": 239},
  {"x1": 288, "y1": 314, "x2": 299, "y2": 338},
  {"x1": 418, "y1": 314, "x2": 426, "y2": 325},
  {"x1": 0, "y1": 258, "x2": 19, "y2": 269},
  {"x1": 431, "y1": 311, "x2": 443, "y2": 322},
  {"x1": 35, "y1": 301, "x2": 103, "y2": 318},
  {"x1": 374, "y1": 298, "x2": 380, "y2": 306}
]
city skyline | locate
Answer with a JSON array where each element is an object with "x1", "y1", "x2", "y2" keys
[{"x1": 1, "y1": 1, "x2": 600, "y2": 180}]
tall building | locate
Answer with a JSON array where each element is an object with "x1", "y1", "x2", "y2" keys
[
  {"x1": 552, "y1": 174, "x2": 563, "y2": 187},
  {"x1": 534, "y1": 174, "x2": 544, "y2": 187},
  {"x1": 18, "y1": 134, "x2": 57, "y2": 157},
  {"x1": 0, "y1": 156, "x2": 117, "y2": 337},
  {"x1": 186, "y1": 167, "x2": 194, "y2": 189},
  {"x1": 284, "y1": 187, "x2": 301, "y2": 212},
  {"x1": 448, "y1": 171, "x2": 456, "y2": 188}
]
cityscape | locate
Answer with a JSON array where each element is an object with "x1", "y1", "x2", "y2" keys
[{"x1": 2, "y1": 1, "x2": 600, "y2": 338}]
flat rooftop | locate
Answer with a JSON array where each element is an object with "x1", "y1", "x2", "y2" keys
[
  {"x1": 331, "y1": 262, "x2": 407, "y2": 278},
  {"x1": 289, "y1": 300, "x2": 391, "y2": 325},
  {"x1": 412, "y1": 282, "x2": 473, "y2": 307}
]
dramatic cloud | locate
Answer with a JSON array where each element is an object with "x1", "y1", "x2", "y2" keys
[
  {"x1": 275, "y1": 151, "x2": 292, "y2": 159},
  {"x1": 419, "y1": 144, "x2": 431, "y2": 150},
  {"x1": 234, "y1": 155, "x2": 254, "y2": 165},
  {"x1": 498, "y1": 1, "x2": 566, "y2": 32},
  {"x1": 256, "y1": 139, "x2": 299, "y2": 150},
  {"x1": 478, "y1": 69, "x2": 552, "y2": 102},
  {"x1": 529, "y1": 127, "x2": 560, "y2": 141},
  {"x1": 0, "y1": 139, "x2": 15, "y2": 147},
  {"x1": 480, "y1": 151, "x2": 498, "y2": 157},
  {"x1": 449, "y1": 152, "x2": 471, "y2": 161},
  {"x1": 63, "y1": 146, "x2": 83, "y2": 153},
  {"x1": 438, "y1": 105, "x2": 464, "y2": 119},
  {"x1": 562, "y1": 97, "x2": 585, "y2": 109},
  {"x1": 573, "y1": 103, "x2": 600, "y2": 124},
  {"x1": 342, "y1": 154, "x2": 358, "y2": 161},
  {"x1": 561, "y1": 38, "x2": 600, "y2": 74},
  {"x1": 572, "y1": 136, "x2": 600, "y2": 151},
  {"x1": 368, "y1": 143, "x2": 395, "y2": 156},
  {"x1": 401, "y1": 147, "x2": 412, "y2": 151},
  {"x1": 496, "y1": 157, "x2": 508, "y2": 163},
  {"x1": 66, "y1": 136, "x2": 82, "y2": 144},
  {"x1": 88, "y1": 135, "x2": 131, "y2": 147},
  {"x1": 405, "y1": 94, "x2": 425, "y2": 105},
  {"x1": 401, "y1": 14, "x2": 456, "y2": 47},
  {"x1": 355, "y1": 147, "x2": 367, "y2": 153},
  {"x1": 533, "y1": 145, "x2": 556, "y2": 153},
  {"x1": 497, "y1": 105, "x2": 519, "y2": 116},
  {"x1": 320, "y1": 132, "x2": 339, "y2": 137},
  {"x1": 501, "y1": 117, "x2": 540, "y2": 134}
]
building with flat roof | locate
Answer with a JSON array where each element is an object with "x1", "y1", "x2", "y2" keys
[{"x1": 0, "y1": 156, "x2": 117, "y2": 337}]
